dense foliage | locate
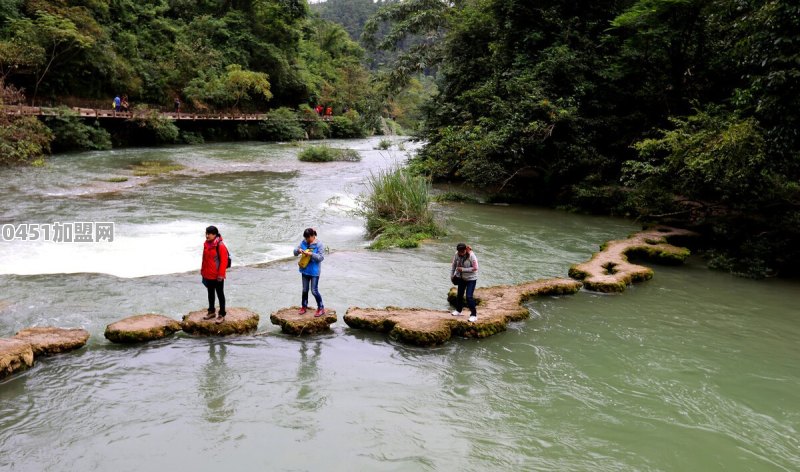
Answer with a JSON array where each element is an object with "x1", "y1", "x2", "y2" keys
[
  {"x1": 0, "y1": 0, "x2": 392, "y2": 160},
  {"x1": 371, "y1": 0, "x2": 800, "y2": 276}
]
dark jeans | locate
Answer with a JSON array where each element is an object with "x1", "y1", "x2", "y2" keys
[
  {"x1": 301, "y1": 275, "x2": 323, "y2": 308},
  {"x1": 455, "y1": 279, "x2": 477, "y2": 316},
  {"x1": 203, "y1": 278, "x2": 226, "y2": 315}
]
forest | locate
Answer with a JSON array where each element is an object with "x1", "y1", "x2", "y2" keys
[
  {"x1": 1, "y1": 0, "x2": 798, "y2": 276},
  {"x1": 363, "y1": 0, "x2": 799, "y2": 277}
]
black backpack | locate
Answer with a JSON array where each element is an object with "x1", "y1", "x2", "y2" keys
[{"x1": 216, "y1": 243, "x2": 232, "y2": 269}]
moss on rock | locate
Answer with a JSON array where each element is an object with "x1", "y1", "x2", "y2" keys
[
  {"x1": 105, "y1": 314, "x2": 182, "y2": 344},
  {"x1": 569, "y1": 226, "x2": 697, "y2": 293},
  {"x1": 345, "y1": 278, "x2": 582, "y2": 347},
  {"x1": 13, "y1": 327, "x2": 89, "y2": 357},
  {"x1": 270, "y1": 307, "x2": 338, "y2": 336},
  {"x1": 0, "y1": 338, "x2": 34, "y2": 379},
  {"x1": 181, "y1": 307, "x2": 259, "y2": 336}
]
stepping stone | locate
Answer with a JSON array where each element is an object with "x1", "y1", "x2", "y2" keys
[
  {"x1": 181, "y1": 307, "x2": 259, "y2": 336},
  {"x1": 345, "y1": 278, "x2": 582, "y2": 346},
  {"x1": 0, "y1": 338, "x2": 34, "y2": 379},
  {"x1": 13, "y1": 327, "x2": 90, "y2": 357},
  {"x1": 569, "y1": 226, "x2": 698, "y2": 292},
  {"x1": 104, "y1": 314, "x2": 182, "y2": 344},
  {"x1": 270, "y1": 307, "x2": 337, "y2": 335}
]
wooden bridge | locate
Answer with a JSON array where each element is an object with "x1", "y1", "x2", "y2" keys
[{"x1": 2, "y1": 104, "x2": 317, "y2": 121}]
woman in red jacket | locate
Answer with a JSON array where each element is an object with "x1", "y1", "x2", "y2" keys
[{"x1": 201, "y1": 225, "x2": 229, "y2": 323}]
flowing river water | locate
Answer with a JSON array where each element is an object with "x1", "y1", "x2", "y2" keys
[{"x1": 0, "y1": 138, "x2": 798, "y2": 471}]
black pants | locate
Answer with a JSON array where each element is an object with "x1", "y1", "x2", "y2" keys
[{"x1": 203, "y1": 278, "x2": 226, "y2": 315}]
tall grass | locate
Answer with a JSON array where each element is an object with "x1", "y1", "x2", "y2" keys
[{"x1": 361, "y1": 167, "x2": 443, "y2": 249}]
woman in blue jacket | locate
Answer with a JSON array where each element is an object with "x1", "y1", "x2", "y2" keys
[{"x1": 293, "y1": 227, "x2": 326, "y2": 316}]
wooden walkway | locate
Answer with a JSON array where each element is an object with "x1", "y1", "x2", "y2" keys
[{"x1": 2, "y1": 104, "x2": 305, "y2": 121}]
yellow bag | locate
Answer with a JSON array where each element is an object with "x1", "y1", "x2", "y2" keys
[{"x1": 298, "y1": 251, "x2": 312, "y2": 269}]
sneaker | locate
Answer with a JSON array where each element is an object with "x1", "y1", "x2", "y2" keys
[
  {"x1": 314, "y1": 308, "x2": 326, "y2": 318},
  {"x1": 215, "y1": 315, "x2": 225, "y2": 324},
  {"x1": 203, "y1": 310, "x2": 216, "y2": 320},
  {"x1": 298, "y1": 307, "x2": 307, "y2": 315},
  {"x1": 451, "y1": 310, "x2": 462, "y2": 316},
  {"x1": 468, "y1": 315, "x2": 477, "y2": 322}
]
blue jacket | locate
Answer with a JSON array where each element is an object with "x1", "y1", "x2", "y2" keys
[{"x1": 294, "y1": 240, "x2": 325, "y2": 276}]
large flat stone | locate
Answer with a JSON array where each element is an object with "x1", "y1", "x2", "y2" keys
[
  {"x1": 0, "y1": 338, "x2": 34, "y2": 379},
  {"x1": 105, "y1": 314, "x2": 182, "y2": 344},
  {"x1": 270, "y1": 307, "x2": 337, "y2": 335},
  {"x1": 181, "y1": 307, "x2": 259, "y2": 336},
  {"x1": 568, "y1": 226, "x2": 697, "y2": 292},
  {"x1": 13, "y1": 327, "x2": 89, "y2": 357},
  {"x1": 345, "y1": 278, "x2": 582, "y2": 346}
]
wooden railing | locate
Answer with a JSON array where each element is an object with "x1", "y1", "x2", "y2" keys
[{"x1": 1, "y1": 105, "x2": 315, "y2": 121}]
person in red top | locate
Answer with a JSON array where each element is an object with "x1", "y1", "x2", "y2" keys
[{"x1": 201, "y1": 225, "x2": 229, "y2": 323}]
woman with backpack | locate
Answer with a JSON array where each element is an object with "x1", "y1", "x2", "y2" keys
[
  {"x1": 450, "y1": 242, "x2": 479, "y2": 322},
  {"x1": 201, "y1": 225, "x2": 229, "y2": 324},
  {"x1": 293, "y1": 227, "x2": 326, "y2": 317}
]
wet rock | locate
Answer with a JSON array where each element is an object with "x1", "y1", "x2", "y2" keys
[
  {"x1": 105, "y1": 314, "x2": 182, "y2": 344},
  {"x1": 270, "y1": 307, "x2": 338, "y2": 335},
  {"x1": 345, "y1": 278, "x2": 582, "y2": 347},
  {"x1": 0, "y1": 338, "x2": 34, "y2": 379},
  {"x1": 13, "y1": 327, "x2": 90, "y2": 357},
  {"x1": 181, "y1": 307, "x2": 259, "y2": 336},
  {"x1": 569, "y1": 226, "x2": 698, "y2": 293}
]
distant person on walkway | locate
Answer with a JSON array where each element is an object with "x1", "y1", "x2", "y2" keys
[
  {"x1": 450, "y1": 243, "x2": 479, "y2": 322},
  {"x1": 114, "y1": 95, "x2": 121, "y2": 112},
  {"x1": 293, "y1": 227, "x2": 326, "y2": 317},
  {"x1": 121, "y1": 95, "x2": 129, "y2": 112},
  {"x1": 201, "y1": 225, "x2": 229, "y2": 324},
  {"x1": 325, "y1": 106, "x2": 333, "y2": 120},
  {"x1": 315, "y1": 104, "x2": 323, "y2": 116},
  {"x1": 174, "y1": 96, "x2": 181, "y2": 113}
]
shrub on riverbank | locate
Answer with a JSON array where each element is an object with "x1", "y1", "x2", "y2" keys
[
  {"x1": 298, "y1": 145, "x2": 360, "y2": 162},
  {"x1": 44, "y1": 107, "x2": 112, "y2": 152},
  {"x1": 360, "y1": 167, "x2": 443, "y2": 249},
  {"x1": 330, "y1": 110, "x2": 368, "y2": 139},
  {"x1": 0, "y1": 114, "x2": 52, "y2": 166},
  {"x1": 130, "y1": 106, "x2": 180, "y2": 144},
  {"x1": 261, "y1": 107, "x2": 306, "y2": 141}
]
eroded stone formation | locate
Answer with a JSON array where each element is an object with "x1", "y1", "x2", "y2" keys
[
  {"x1": 568, "y1": 226, "x2": 697, "y2": 292},
  {"x1": 0, "y1": 338, "x2": 34, "y2": 379},
  {"x1": 1, "y1": 327, "x2": 90, "y2": 379},
  {"x1": 270, "y1": 308, "x2": 337, "y2": 336},
  {"x1": 181, "y1": 307, "x2": 260, "y2": 336},
  {"x1": 344, "y1": 278, "x2": 582, "y2": 346},
  {"x1": 105, "y1": 314, "x2": 182, "y2": 343}
]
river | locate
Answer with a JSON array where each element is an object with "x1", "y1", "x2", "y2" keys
[{"x1": 1, "y1": 138, "x2": 798, "y2": 471}]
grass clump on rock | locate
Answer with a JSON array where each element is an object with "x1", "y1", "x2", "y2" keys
[
  {"x1": 360, "y1": 167, "x2": 443, "y2": 249},
  {"x1": 298, "y1": 145, "x2": 360, "y2": 162}
]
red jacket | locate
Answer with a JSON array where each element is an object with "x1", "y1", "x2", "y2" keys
[{"x1": 201, "y1": 236, "x2": 228, "y2": 280}]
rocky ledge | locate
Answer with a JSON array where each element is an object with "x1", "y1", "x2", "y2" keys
[
  {"x1": 0, "y1": 338, "x2": 34, "y2": 379},
  {"x1": 568, "y1": 226, "x2": 698, "y2": 293},
  {"x1": 345, "y1": 278, "x2": 582, "y2": 347},
  {"x1": 13, "y1": 327, "x2": 90, "y2": 357},
  {"x1": 105, "y1": 314, "x2": 182, "y2": 343},
  {"x1": 270, "y1": 308, "x2": 338, "y2": 336},
  {"x1": 181, "y1": 307, "x2": 260, "y2": 336}
]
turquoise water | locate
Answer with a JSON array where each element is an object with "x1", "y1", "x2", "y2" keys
[{"x1": 0, "y1": 138, "x2": 798, "y2": 471}]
